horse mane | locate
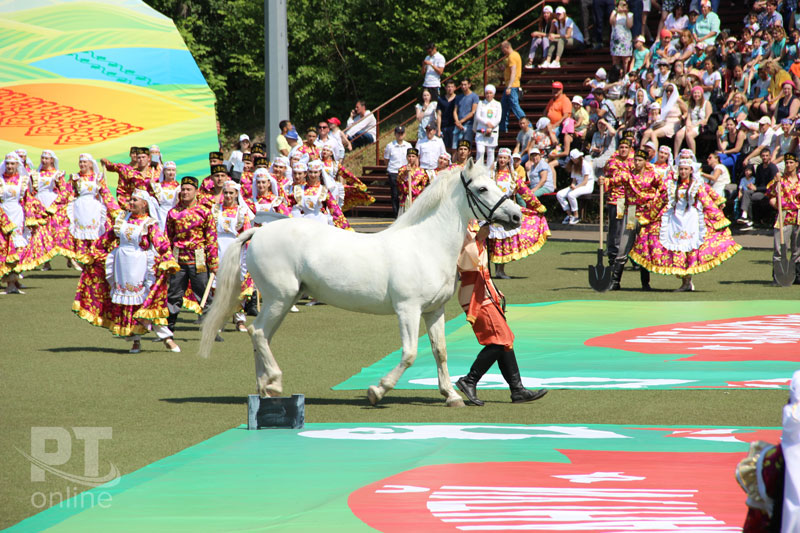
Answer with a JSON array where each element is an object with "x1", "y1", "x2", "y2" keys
[{"x1": 386, "y1": 167, "x2": 464, "y2": 230}]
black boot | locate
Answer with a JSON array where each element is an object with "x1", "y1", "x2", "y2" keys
[
  {"x1": 245, "y1": 295, "x2": 259, "y2": 316},
  {"x1": 456, "y1": 345, "x2": 501, "y2": 406},
  {"x1": 167, "y1": 312, "x2": 178, "y2": 336},
  {"x1": 640, "y1": 268, "x2": 651, "y2": 291},
  {"x1": 610, "y1": 262, "x2": 624, "y2": 291},
  {"x1": 794, "y1": 263, "x2": 800, "y2": 285},
  {"x1": 496, "y1": 348, "x2": 548, "y2": 403}
]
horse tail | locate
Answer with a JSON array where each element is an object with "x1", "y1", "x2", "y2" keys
[{"x1": 198, "y1": 228, "x2": 258, "y2": 359}]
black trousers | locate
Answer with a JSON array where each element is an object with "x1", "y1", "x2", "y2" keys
[
  {"x1": 387, "y1": 172, "x2": 400, "y2": 217},
  {"x1": 167, "y1": 264, "x2": 210, "y2": 331},
  {"x1": 606, "y1": 203, "x2": 623, "y2": 262}
]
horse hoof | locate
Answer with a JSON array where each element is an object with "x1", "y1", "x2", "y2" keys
[
  {"x1": 446, "y1": 397, "x2": 466, "y2": 408},
  {"x1": 367, "y1": 386, "x2": 382, "y2": 406}
]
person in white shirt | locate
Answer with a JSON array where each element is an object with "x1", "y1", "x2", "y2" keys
[
  {"x1": 556, "y1": 149, "x2": 594, "y2": 224},
  {"x1": 474, "y1": 84, "x2": 503, "y2": 168},
  {"x1": 742, "y1": 116, "x2": 776, "y2": 168},
  {"x1": 422, "y1": 42, "x2": 446, "y2": 100},
  {"x1": 416, "y1": 124, "x2": 447, "y2": 170},
  {"x1": 345, "y1": 100, "x2": 377, "y2": 149},
  {"x1": 327, "y1": 117, "x2": 350, "y2": 160},
  {"x1": 383, "y1": 126, "x2": 413, "y2": 216}
]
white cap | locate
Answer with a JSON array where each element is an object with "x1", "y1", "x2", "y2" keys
[
  {"x1": 292, "y1": 162, "x2": 307, "y2": 172},
  {"x1": 511, "y1": 151, "x2": 521, "y2": 159},
  {"x1": 644, "y1": 141, "x2": 657, "y2": 150},
  {"x1": 759, "y1": 116, "x2": 772, "y2": 125},
  {"x1": 543, "y1": 5, "x2": 554, "y2": 12},
  {"x1": 649, "y1": 102, "x2": 661, "y2": 110},
  {"x1": 149, "y1": 144, "x2": 160, "y2": 152},
  {"x1": 569, "y1": 149, "x2": 584, "y2": 160},
  {"x1": 163, "y1": 160, "x2": 177, "y2": 169},
  {"x1": 498, "y1": 147, "x2": 512, "y2": 157},
  {"x1": 572, "y1": 95, "x2": 583, "y2": 104},
  {"x1": 254, "y1": 168, "x2": 270, "y2": 180},
  {"x1": 596, "y1": 67, "x2": 607, "y2": 80},
  {"x1": 556, "y1": 6, "x2": 566, "y2": 14},
  {"x1": 536, "y1": 117, "x2": 551, "y2": 129},
  {"x1": 308, "y1": 160, "x2": 324, "y2": 172},
  {"x1": 529, "y1": 147, "x2": 541, "y2": 155},
  {"x1": 239, "y1": 134, "x2": 250, "y2": 142},
  {"x1": 484, "y1": 84, "x2": 496, "y2": 94},
  {"x1": 636, "y1": 35, "x2": 646, "y2": 42}
]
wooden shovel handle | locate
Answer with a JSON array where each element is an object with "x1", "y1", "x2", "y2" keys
[
  {"x1": 778, "y1": 182, "x2": 785, "y2": 245},
  {"x1": 599, "y1": 179, "x2": 604, "y2": 249}
]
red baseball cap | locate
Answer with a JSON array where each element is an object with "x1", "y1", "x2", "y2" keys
[
  {"x1": 552, "y1": 81, "x2": 563, "y2": 89},
  {"x1": 327, "y1": 117, "x2": 341, "y2": 126}
]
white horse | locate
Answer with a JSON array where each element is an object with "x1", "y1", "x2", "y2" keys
[{"x1": 198, "y1": 159, "x2": 522, "y2": 407}]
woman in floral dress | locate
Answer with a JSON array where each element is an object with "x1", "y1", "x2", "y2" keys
[
  {"x1": 31, "y1": 150, "x2": 71, "y2": 269},
  {"x1": 72, "y1": 189, "x2": 180, "y2": 353},
  {"x1": 65, "y1": 153, "x2": 121, "y2": 267},
  {"x1": 629, "y1": 158, "x2": 741, "y2": 291},
  {"x1": 0, "y1": 152, "x2": 51, "y2": 292},
  {"x1": 487, "y1": 148, "x2": 550, "y2": 279},
  {"x1": 610, "y1": 0, "x2": 634, "y2": 72},
  {"x1": 319, "y1": 145, "x2": 374, "y2": 211},
  {"x1": 148, "y1": 161, "x2": 181, "y2": 232}
]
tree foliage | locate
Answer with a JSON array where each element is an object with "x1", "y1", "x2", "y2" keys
[{"x1": 144, "y1": 0, "x2": 535, "y2": 137}]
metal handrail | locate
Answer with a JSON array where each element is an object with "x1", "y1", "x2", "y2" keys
[{"x1": 348, "y1": 0, "x2": 546, "y2": 165}]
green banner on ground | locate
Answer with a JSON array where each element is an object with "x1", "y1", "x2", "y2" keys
[
  {"x1": 8, "y1": 423, "x2": 778, "y2": 532},
  {"x1": 335, "y1": 300, "x2": 800, "y2": 391}
]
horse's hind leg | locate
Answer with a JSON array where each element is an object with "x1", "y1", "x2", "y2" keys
[
  {"x1": 249, "y1": 296, "x2": 295, "y2": 398},
  {"x1": 423, "y1": 306, "x2": 465, "y2": 407},
  {"x1": 368, "y1": 306, "x2": 420, "y2": 406}
]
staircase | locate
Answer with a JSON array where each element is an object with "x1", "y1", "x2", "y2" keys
[{"x1": 350, "y1": 4, "x2": 749, "y2": 217}]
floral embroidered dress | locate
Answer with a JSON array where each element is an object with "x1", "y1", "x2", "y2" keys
[
  {"x1": 630, "y1": 178, "x2": 741, "y2": 275},
  {"x1": 105, "y1": 162, "x2": 157, "y2": 209},
  {"x1": 0, "y1": 172, "x2": 52, "y2": 273},
  {"x1": 766, "y1": 174, "x2": 800, "y2": 228},
  {"x1": 72, "y1": 212, "x2": 178, "y2": 337},
  {"x1": 249, "y1": 180, "x2": 292, "y2": 219},
  {"x1": 239, "y1": 171, "x2": 254, "y2": 200},
  {"x1": 397, "y1": 165, "x2": 429, "y2": 212},
  {"x1": 603, "y1": 162, "x2": 664, "y2": 228},
  {"x1": 320, "y1": 158, "x2": 375, "y2": 211},
  {"x1": 297, "y1": 143, "x2": 320, "y2": 161},
  {"x1": 148, "y1": 179, "x2": 181, "y2": 231},
  {"x1": 487, "y1": 168, "x2": 547, "y2": 264},
  {"x1": 653, "y1": 161, "x2": 675, "y2": 184},
  {"x1": 31, "y1": 168, "x2": 72, "y2": 258},
  {"x1": 212, "y1": 203, "x2": 255, "y2": 299},
  {"x1": 515, "y1": 175, "x2": 551, "y2": 256},
  {"x1": 0, "y1": 209, "x2": 17, "y2": 278},
  {"x1": 66, "y1": 172, "x2": 121, "y2": 264}
]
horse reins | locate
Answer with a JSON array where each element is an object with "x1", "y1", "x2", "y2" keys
[{"x1": 460, "y1": 170, "x2": 512, "y2": 224}]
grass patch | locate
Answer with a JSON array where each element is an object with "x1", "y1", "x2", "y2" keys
[{"x1": 0, "y1": 240, "x2": 791, "y2": 527}]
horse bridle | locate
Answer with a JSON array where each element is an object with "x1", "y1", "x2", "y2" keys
[{"x1": 459, "y1": 170, "x2": 512, "y2": 224}]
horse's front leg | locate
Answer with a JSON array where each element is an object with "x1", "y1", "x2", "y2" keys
[
  {"x1": 423, "y1": 306, "x2": 465, "y2": 407},
  {"x1": 367, "y1": 306, "x2": 420, "y2": 406}
]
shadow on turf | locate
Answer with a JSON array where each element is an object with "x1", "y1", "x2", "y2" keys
[
  {"x1": 46, "y1": 346, "x2": 132, "y2": 354},
  {"x1": 159, "y1": 395, "x2": 444, "y2": 408},
  {"x1": 718, "y1": 279, "x2": 774, "y2": 286}
]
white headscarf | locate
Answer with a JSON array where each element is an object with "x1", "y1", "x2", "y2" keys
[
  {"x1": 78, "y1": 153, "x2": 100, "y2": 175},
  {"x1": 38, "y1": 150, "x2": 59, "y2": 172},
  {"x1": 659, "y1": 83, "x2": 679, "y2": 122},
  {"x1": 1, "y1": 152, "x2": 22, "y2": 177},
  {"x1": 635, "y1": 88, "x2": 649, "y2": 118},
  {"x1": 658, "y1": 145, "x2": 674, "y2": 168},
  {"x1": 159, "y1": 161, "x2": 177, "y2": 183}
]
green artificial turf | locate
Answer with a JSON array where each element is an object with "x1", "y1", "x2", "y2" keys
[{"x1": 0, "y1": 240, "x2": 791, "y2": 528}]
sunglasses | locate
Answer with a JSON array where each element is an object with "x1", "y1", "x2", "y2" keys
[{"x1": 318, "y1": 125, "x2": 329, "y2": 129}]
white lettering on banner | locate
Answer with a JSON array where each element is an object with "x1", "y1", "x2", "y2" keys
[
  {"x1": 409, "y1": 375, "x2": 694, "y2": 389},
  {"x1": 626, "y1": 315, "x2": 800, "y2": 350},
  {"x1": 426, "y1": 486, "x2": 740, "y2": 531},
  {"x1": 376, "y1": 485, "x2": 431, "y2": 494},
  {"x1": 552, "y1": 472, "x2": 646, "y2": 484},
  {"x1": 298, "y1": 425, "x2": 630, "y2": 441}
]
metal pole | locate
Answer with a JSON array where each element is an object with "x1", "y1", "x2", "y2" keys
[
  {"x1": 483, "y1": 40, "x2": 488, "y2": 89},
  {"x1": 375, "y1": 108, "x2": 380, "y2": 164},
  {"x1": 265, "y1": 0, "x2": 289, "y2": 160}
]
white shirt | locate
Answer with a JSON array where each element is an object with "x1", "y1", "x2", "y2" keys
[
  {"x1": 384, "y1": 140, "x2": 412, "y2": 173},
  {"x1": 423, "y1": 51, "x2": 445, "y2": 88},
  {"x1": 758, "y1": 128, "x2": 776, "y2": 149},
  {"x1": 345, "y1": 111, "x2": 377, "y2": 140},
  {"x1": 571, "y1": 159, "x2": 595, "y2": 184},
  {"x1": 415, "y1": 136, "x2": 447, "y2": 170},
  {"x1": 474, "y1": 99, "x2": 503, "y2": 147}
]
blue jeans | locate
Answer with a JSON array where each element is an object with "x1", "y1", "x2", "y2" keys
[
  {"x1": 629, "y1": 0, "x2": 643, "y2": 41},
  {"x1": 452, "y1": 120, "x2": 474, "y2": 149},
  {"x1": 349, "y1": 132, "x2": 374, "y2": 149},
  {"x1": 500, "y1": 88, "x2": 525, "y2": 133}
]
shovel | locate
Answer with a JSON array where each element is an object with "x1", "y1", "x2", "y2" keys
[
  {"x1": 589, "y1": 179, "x2": 614, "y2": 291},
  {"x1": 774, "y1": 182, "x2": 796, "y2": 287}
]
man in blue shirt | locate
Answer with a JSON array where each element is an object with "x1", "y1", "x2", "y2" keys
[{"x1": 452, "y1": 78, "x2": 479, "y2": 150}]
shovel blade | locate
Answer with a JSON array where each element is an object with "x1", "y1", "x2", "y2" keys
[
  {"x1": 589, "y1": 249, "x2": 614, "y2": 292},
  {"x1": 774, "y1": 244, "x2": 796, "y2": 287}
]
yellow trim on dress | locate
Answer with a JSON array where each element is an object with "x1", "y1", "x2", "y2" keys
[{"x1": 629, "y1": 244, "x2": 742, "y2": 276}]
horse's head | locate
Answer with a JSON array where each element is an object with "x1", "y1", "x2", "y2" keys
[{"x1": 459, "y1": 158, "x2": 522, "y2": 231}]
